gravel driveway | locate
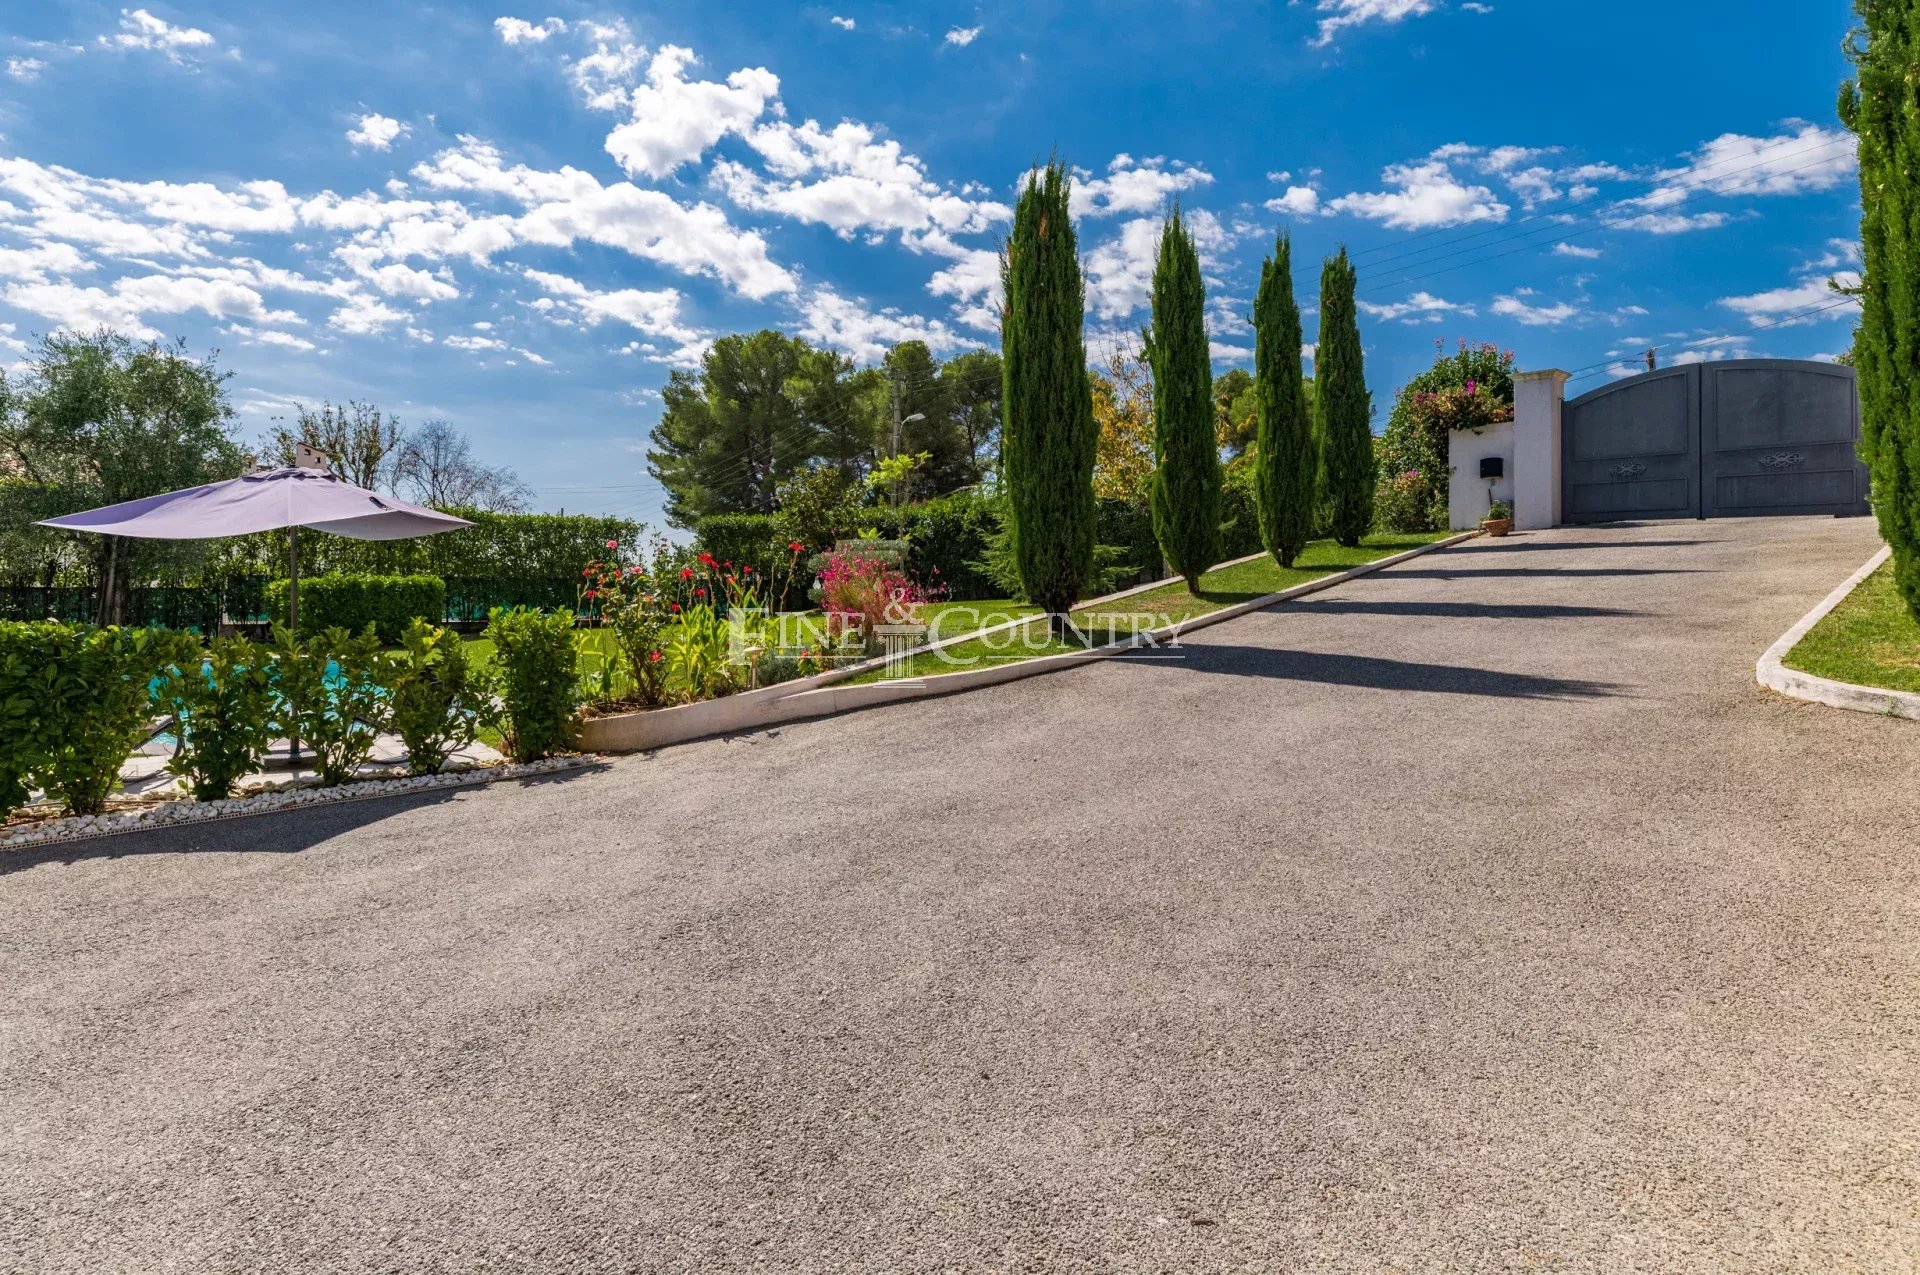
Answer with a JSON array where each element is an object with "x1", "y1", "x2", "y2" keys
[{"x1": 5, "y1": 517, "x2": 1917, "y2": 1273}]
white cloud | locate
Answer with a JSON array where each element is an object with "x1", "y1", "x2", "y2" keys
[
  {"x1": 602, "y1": 46, "x2": 781, "y2": 180},
  {"x1": 227, "y1": 324, "x2": 318, "y2": 352},
  {"x1": 1553, "y1": 243, "x2": 1602, "y2": 259},
  {"x1": 6, "y1": 57, "x2": 45, "y2": 82},
  {"x1": 1358, "y1": 291, "x2": 1474, "y2": 324},
  {"x1": 798, "y1": 286, "x2": 977, "y2": 363},
  {"x1": 831, "y1": 15, "x2": 855, "y2": 29},
  {"x1": 1491, "y1": 292, "x2": 1579, "y2": 326},
  {"x1": 1312, "y1": 0, "x2": 1437, "y2": 47},
  {"x1": 100, "y1": 8, "x2": 215, "y2": 59},
  {"x1": 346, "y1": 114, "x2": 408, "y2": 151},
  {"x1": 1604, "y1": 210, "x2": 1730, "y2": 235},
  {"x1": 564, "y1": 19, "x2": 647, "y2": 112},
  {"x1": 1718, "y1": 275, "x2": 1860, "y2": 322},
  {"x1": 521, "y1": 268, "x2": 699, "y2": 345},
  {"x1": 1326, "y1": 154, "x2": 1509, "y2": 229},
  {"x1": 5, "y1": 274, "x2": 299, "y2": 340},
  {"x1": 494, "y1": 16, "x2": 566, "y2": 44},
  {"x1": 411, "y1": 136, "x2": 796, "y2": 298},
  {"x1": 945, "y1": 26, "x2": 982, "y2": 47},
  {"x1": 717, "y1": 118, "x2": 1006, "y2": 258},
  {"x1": 1085, "y1": 210, "x2": 1230, "y2": 320},
  {"x1": 328, "y1": 293, "x2": 408, "y2": 333},
  {"x1": 1265, "y1": 185, "x2": 1321, "y2": 217},
  {"x1": 1069, "y1": 155, "x2": 1213, "y2": 218},
  {"x1": 1657, "y1": 123, "x2": 1856, "y2": 201}
]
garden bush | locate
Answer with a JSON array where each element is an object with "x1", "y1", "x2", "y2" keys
[
  {"x1": 268, "y1": 573, "x2": 447, "y2": 644},
  {"x1": 275, "y1": 625, "x2": 395, "y2": 785},
  {"x1": 1377, "y1": 340, "x2": 1517, "y2": 532},
  {"x1": 152, "y1": 635, "x2": 280, "y2": 800},
  {"x1": 0, "y1": 621, "x2": 79, "y2": 820},
  {"x1": 390, "y1": 619, "x2": 497, "y2": 776},
  {"x1": 53, "y1": 626, "x2": 200, "y2": 815},
  {"x1": 485, "y1": 606, "x2": 581, "y2": 762}
]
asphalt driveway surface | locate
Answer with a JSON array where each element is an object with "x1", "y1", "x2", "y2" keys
[{"x1": 5, "y1": 517, "x2": 1918, "y2": 1273}]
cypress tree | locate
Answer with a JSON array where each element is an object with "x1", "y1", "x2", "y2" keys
[
  {"x1": 1842, "y1": 3, "x2": 1920, "y2": 619},
  {"x1": 1316, "y1": 247, "x2": 1374, "y2": 548},
  {"x1": 1146, "y1": 207, "x2": 1220, "y2": 588},
  {"x1": 1252, "y1": 235, "x2": 1316, "y2": 567},
  {"x1": 1002, "y1": 161, "x2": 1097, "y2": 625}
]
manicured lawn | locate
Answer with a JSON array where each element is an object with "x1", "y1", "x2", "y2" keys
[
  {"x1": 1784, "y1": 562, "x2": 1920, "y2": 692},
  {"x1": 849, "y1": 532, "x2": 1454, "y2": 683}
]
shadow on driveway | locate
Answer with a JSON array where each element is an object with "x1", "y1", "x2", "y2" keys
[
  {"x1": 1136, "y1": 645, "x2": 1625, "y2": 700},
  {"x1": 1463, "y1": 539, "x2": 1716, "y2": 552},
  {"x1": 0, "y1": 763, "x2": 608, "y2": 876},
  {"x1": 1294, "y1": 599, "x2": 1645, "y2": 621},
  {"x1": 1383, "y1": 566, "x2": 1704, "y2": 580}
]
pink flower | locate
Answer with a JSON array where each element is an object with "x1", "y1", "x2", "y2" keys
[{"x1": 605, "y1": 539, "x2": 618, "y2": 549}]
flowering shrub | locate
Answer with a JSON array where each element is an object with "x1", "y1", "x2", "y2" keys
[
  {"x1": 577, "y1": 534, "x2": 805, "y2": 709},
  {"x1": 818, "y1": 551, "x2": 930, "y2": 643},
  {"x1": 1373, "y1": 468, "x2": 1434, "y2": 536},
  {"x1": 1376, "y1": 340, "x2": 1519, "y2": 533}
]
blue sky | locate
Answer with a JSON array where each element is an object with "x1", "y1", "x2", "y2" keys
[{"x1": 0, "y1": 1, "x2": 1863, "y2": 530}]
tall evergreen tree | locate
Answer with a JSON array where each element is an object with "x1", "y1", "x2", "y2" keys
[
  {"x1": 1146, "y1": 207, "x2": 1219, "y2": 589},
  {"x1": 1252, "y1": 235, "x2": 1316, "y2": 567},
  {"x1": 1002, "y1": 161, "x2": 1097, "y2": 624},
  {"x1": 1316, "y1": 247, "x2": 1374, "y2": 548},
  {"x1": 1842, "y1": 3, "x2": 1920, "y2": 619}
]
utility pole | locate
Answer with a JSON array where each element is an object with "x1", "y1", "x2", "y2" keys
[
  {"x1": 886, "y1": 367, "x2": 925, "y2": 507},
  {"x1": 1645, "y1": 347, "x2": 1658, "y2": 373}
]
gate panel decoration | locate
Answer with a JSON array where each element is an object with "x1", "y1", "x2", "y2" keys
[{"x1": 1562, "y1": 360, "x2": 1869, "y2": 523}]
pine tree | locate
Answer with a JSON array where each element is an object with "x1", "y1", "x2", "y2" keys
[
  {"x1": 1842, "y1": 3, "x2": 1920, "y2": 619},
  {"x1": 1316, "y1": 248, "x2": 1374, "y2": 548},
  {"x1": 1252, "y1": 235, "x2": 1316, "y2": 567},
  {"x1": 1146, "y1": 208, "x2": 1220, "y2": 589},
  {"x1": 1002, "y1": 161, "x2": 1097, "y2": 624}
]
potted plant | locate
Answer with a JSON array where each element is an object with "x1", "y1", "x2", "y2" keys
[{"x1": 1481, "y1": 499, "x2": 1513, "y2": 538}]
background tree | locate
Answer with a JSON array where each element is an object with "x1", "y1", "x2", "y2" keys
[
  {"x1": 939, "y1": 349, "x2": 1005, "y2": 483},
  {"x1": 1253, "y1": 235, "x2": 1317, "y2": 567},
  {"x1": 0, "y1": 331, "x2": 242, "y2": 621},
  {"x1": 1842, "y1": 7, "x2": 1920, "y2": 618},
  {"x1": 648, "y1": 331, "x2": 814, "y2": 526},
  {"x1": 1002, "y1": 160, "x2": 1097, "y2": 622},
  {"x1": 1213, "y1": 367, "x2": 1258, "y2": 457},
  {"x1": 1316, "y1": 248, "x2": 1374, "y2": 548},
  {"x1": 1146, "y1": 207, "x2": 1220, "y2": 588},
  {"x1": 1090, "y1": 342, "x2": 1155, "y2": 504},
  {"x1": 262, "y1": 400, "x2": 400, "y2": 489},
  {"x1": 393, "y1": 419, "x2": 534, "y2": 511}
]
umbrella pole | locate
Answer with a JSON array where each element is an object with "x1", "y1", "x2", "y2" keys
[{"x1": 288, "y1": 531, "x2": 302, "y2": 770}]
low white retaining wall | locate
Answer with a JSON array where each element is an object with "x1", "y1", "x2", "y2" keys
[
  {"x1": 1756, "y1": 545, "x2": 1920, "y2": 721},
  {"x1": 579, "y1": 532, "x2": 1480, "y2": 754}
]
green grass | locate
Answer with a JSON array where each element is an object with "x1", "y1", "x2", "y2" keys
[
  {"x1": 846, "y1": 531, "x2": 1454, "y2": 684},
  {"x1": 1784, "y1": 562, "x2": 1920, "y2": 693}
]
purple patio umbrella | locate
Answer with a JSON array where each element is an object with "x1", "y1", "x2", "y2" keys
[
  {"x1": 39, "y1": 464, "x2": 474, "y2": 768},
  {"x1": 38, "y1": 464, "x2": 473, "y2": 632}
]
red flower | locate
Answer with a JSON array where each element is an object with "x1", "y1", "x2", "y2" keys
[
  {"x1": 788, "y1": 541, "x2": 804, "y2": 553},
  {"x1": 680, "y1": 566, "x2": 694, "y2": 580},
  {"x1": 583, "y1": 589, "x2": 599, "y2": 599},
  {"x1": 649, "y1": 649, "x2": 663, "y2": 663},
  {"x1": 671, "y1": 602, "x2": 681, "y2": 612}
]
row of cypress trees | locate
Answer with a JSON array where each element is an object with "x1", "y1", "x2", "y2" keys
[
  {"x1": 1000, "y1": 160, "x2": 1375, "y2": 619},
  {"x1": 1843, "y1": 2, "x2": 1920, "y2": 621}
]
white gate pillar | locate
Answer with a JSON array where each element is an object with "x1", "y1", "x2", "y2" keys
[{"x1": 1511, "y1": 369, "x2": 1569, "y2": 530}]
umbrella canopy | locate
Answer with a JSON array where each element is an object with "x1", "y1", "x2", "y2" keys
[{"x1": 36, "y1": 466, "x2": 474, "y2": 541}]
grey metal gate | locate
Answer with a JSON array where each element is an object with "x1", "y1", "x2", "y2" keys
[{"x1": 1562, "y1": 359, "x2": 1869, "y2": 523}]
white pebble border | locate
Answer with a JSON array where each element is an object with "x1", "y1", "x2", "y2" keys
[{"x1": 0, "y1": 753, "x2": 599, "y2": 852}]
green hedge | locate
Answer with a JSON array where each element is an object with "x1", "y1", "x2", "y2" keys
[
  {"x1": 268, "y1": 573, "x2": 447, "y2": 644},
  {"x1": 0, "y1": 621, "x2": 199, "y2": 819}
]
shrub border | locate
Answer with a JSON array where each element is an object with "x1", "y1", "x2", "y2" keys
[{"x1": 1756, "y1": 544, "x2": 1920, "y2": 722}]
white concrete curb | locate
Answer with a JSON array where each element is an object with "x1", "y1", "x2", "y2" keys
[
  {"x1": 0, "y1": 754, "x2": 599, "y2": 852},
  {"x1": 579, "y1": 532, "x2": 1480, "y2": 754},
  {"x1": 1756, "y1": 544, "x2": 1920, "y2": 722}
]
